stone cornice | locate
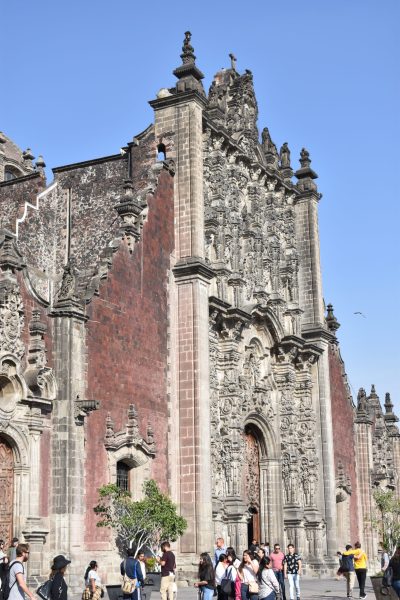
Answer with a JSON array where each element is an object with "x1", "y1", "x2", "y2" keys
[
  {"x1": 149, "y1": 89, "x2": 208, "y2": 111},
  {"x1": 173, "y1": 257, "x2": 215, "y2": 281},
  {"x1": 301, "y1": 324, "x2": 335, "y2": 344}
]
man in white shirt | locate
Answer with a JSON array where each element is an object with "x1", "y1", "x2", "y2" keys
[{"x1": 8, "y1": 544, "x2": 35, "y2": 600}]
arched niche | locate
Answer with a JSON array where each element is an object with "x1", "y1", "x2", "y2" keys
[{"x1": 0, "y1": 356, "x2": 26, "y2": 418}]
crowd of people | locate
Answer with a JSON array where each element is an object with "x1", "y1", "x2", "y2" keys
[
  {"x1": 3, "y1": 533, "x2": 400, "y2": 600},
  {"x1": 0, "y1": 537, "x2": 152, "y2": 600},
  {"x1": 196, "y1": 538, "x2": 301, "y2": 600}
]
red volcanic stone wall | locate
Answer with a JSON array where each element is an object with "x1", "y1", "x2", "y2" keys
[
  {"x1": 84, "y1": 169, "x2": 174, "y2": 549},
  {"x1": 329, "y1": 344, "x2": 359, "y2": 542}
]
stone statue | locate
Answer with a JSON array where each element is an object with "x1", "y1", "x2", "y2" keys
[{"x1": 280, "y1": 142, "x2": 291, "y2": 168}]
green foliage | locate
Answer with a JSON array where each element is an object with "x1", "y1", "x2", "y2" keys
[
  {"x1": 94, "y1": 479, "x2": 187, "y2": 557},
  {"x1": 145, "y1": 557, "x2": 157, "y2": 572},
  {"x1": 372, "y1": 488, "x2": 400, "y2": 554}
]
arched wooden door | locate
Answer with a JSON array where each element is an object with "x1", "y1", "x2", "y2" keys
[
  {"x1": 244, "y1": 428, "x2": 261, "y2": 545},
  {"x1": 0, "y1": 437, "x2": 14, "y2": 542}
]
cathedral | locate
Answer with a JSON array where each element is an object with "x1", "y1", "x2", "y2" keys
[{"x1": 0, "y1": 33, "x2": 398, "y2": 587}]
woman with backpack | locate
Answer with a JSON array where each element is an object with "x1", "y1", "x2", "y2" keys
[{"x1": 215, "y1": 554, "x2": 229, "y2": 600}]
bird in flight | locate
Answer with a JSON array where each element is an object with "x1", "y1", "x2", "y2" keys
[{"x1": 354, "y1": 312, "x2": 366, "y2": 318}]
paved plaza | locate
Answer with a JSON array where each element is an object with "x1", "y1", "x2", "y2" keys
[{"x1": 158, "y1": 578, "x2": 374, "y2": 600}]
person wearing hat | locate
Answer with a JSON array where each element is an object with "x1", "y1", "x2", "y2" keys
[{"x1": 49, "y1": 555, "x2": 71, "y2": 600}]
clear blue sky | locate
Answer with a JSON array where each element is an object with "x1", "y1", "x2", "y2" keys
[{"x1": 3, "y1": 1, "x2": 399, "y2": 409}]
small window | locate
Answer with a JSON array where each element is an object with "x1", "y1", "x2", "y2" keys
[
  {"x1": 116, "y1": 461, "x2": 130, "y2": 491},
  {"x1": 157, "y1": 143, "x2": 166, "y2": 161},
  {"x1": 4, "y1": 167, "x2": 21, "y2": 182}
]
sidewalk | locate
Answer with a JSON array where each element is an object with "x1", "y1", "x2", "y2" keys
[{"x1": 149, "y1": 577, "x2": 374, "y2": 600}]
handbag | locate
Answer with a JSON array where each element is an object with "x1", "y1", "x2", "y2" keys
[
  {"x1": 82, "y1": 588, "x2": 91, "y2": 600},
  {"x1": 248, "y1": 581, "x2": 259, "y2": 594},
  {"x1": 37, "y1": 579, "x2": 53, "y2": 600},
  {"x1": 221, "y1": 578, "x2": 234, "y2": 596},
  {"x1": 221, "y1": 565, "x2": 235, "y2": 597}
]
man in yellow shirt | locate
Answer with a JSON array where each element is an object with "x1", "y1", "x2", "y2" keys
[{"x1": 343, "y1": 542, "x2": 367, "y2": 600}]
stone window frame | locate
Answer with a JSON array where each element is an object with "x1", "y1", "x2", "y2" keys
[{"x1": 107, "y1": 444, "x2": 152, "y2": 502}]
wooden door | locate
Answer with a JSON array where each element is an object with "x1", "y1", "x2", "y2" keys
[
  {"x1": 244, "y1": 430, "x2": 261, "y2": 544},
  {"x1": 0, "y1": 437, "x2": 14, "y2": 542}
]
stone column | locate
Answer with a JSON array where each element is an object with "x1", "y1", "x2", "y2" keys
[
  {"x1": 50, "y1": 286, "x2": 88, "y2": 590},
  {"x1": 354, "y1": 410, "x2": 375, "y2": 562},
  {"x1": 150, "y1": 43, "x2": 214, "y2": 563},
  {"x1": 264, "y1": 458, "x2": 284, "y2": 545},
  {"x1": 295, "y1": 154, "x2": 337, "y2": 565}
]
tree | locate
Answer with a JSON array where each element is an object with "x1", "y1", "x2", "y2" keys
[
  {"x1": 94, "y1": 479, "x2": 187, "y2": 557},
  {"x1": 372, "y1": 488, "x2": 400, "y2": 554}
]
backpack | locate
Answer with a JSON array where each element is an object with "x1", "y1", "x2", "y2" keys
[
  {"x1": 221, "y1": 566, "x2": 235, "y2": 597},
  {"x1": 121, "y1": 559, "x2": 137, "y2": 594},
  {"x1": 3, "y1": 562, "x2": 23, "y2": 600},
  {"x1": 340, "y1": 554, "x2": 354, "y2": 573}
]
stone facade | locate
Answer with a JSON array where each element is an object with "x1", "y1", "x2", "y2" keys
[{"x1": 0, "y1": 33, "x2": 398, "y2": 586}]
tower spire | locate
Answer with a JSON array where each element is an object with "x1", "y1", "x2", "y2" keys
[
  {"x1": 173, "y1": 31, "x2": 205, "y2": 95},
  {"x1": 326, "y1": 303, "x2": 340, "y2": 334}
]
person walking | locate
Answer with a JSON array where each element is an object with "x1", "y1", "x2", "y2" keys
[
  {"x1": 49, "y1": 555, "x2": 71, "y2": 600},
  {"x1": 7, "y1": 540, "x2": 18, "y2": 565},
  {"x1": 283, "y1": 544, "x2": 302, "y2": 600},
  {"x1": 389, "y1": 547, "x2": 400, "y2": 598},
  {"x1": 7, "y1": 543, "x2": 35, "y2": 600},
  {"x1": 0, "y1": 540, "x2": 8, "y2": 597},
  {"x1": 380, "y1": 544, "x2": 390, "y2": 572},
  {"x1": 194, "y1": 553, "x2": 215, "y2": 600},
  {"x1": 338, "y1": 545, "x2": 356, "y2": 599},
  {"x1": 85, "y1": 561, "x2": 103, "y2": 600},
  {"x1": 269, "y1": 544, "x2": 286, "y2": 600},
  {"x1": 237, "y1": 550, "x2": 259, "y2": 600},
  {"x1": 137, "y1": 551, "x2": 147, "y2": 600},
  {"x1": 215, "y1": 554, "x2": 229, "y2": 600},
  {"x1": 157, "y1": 542, "x2": 176, "y2": 600},
  {"x1": 257, "y1": 556, "x2": 280, "y2": 600},
  {"x1": 352, "y1": 542, "x2": 367, "y2": 600},
  {"x1": 121, "y1": 549, "x2": 144, "y2": 600},
  {"x1": 214, "y1": 539, "x2": 227, "y2": 567}
]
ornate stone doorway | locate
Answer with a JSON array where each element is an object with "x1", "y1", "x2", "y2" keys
[
  {"x1": 244, "y1": 427, "x2": 261, "y2": 545},
  {"x1": 0, "y1": 437, "x2": 14, "y2": 542}
]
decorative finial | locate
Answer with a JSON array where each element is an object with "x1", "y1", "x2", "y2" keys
[
  {"x1": 181, "y1": 31, "x2": 196, "y2": 65},
  {"x1": 172, "y1": 31, "x2": 205, "y2": 94},
  {"x1": 326, "y1": 303, "x2": 340, "y2": 333},
  {"x1": 22, "y1": 148, "x2": 35, "y2": 161},
  {"x1": 385, "y1": 392, "x2": 394, "y2": 414},
  {"x1": 299, "y1": 148, "x2": 311, "y2": 169},
  {"x1": 229, "y1": 53, "x2": 237, "y2": 71},
  {"x1": 370, "y1": 384, "x2": 377, "y2": 396},
  {"x1": 35, "y1": 155, "x2": 46, "y2": 169}
]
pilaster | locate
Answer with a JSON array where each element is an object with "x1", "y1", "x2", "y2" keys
[
  {"x1": 294, "y1": 152, "x2": 337, "y2": 566},
  {"x1": 150, "y1": 33, "x2": 213, "y2": 564},
  {"x1": 49, "y1": 265, "x2": 89, "y2": 587},
  {"x1": 354, "y1": 393, "x2": 375, "y2": 562}
]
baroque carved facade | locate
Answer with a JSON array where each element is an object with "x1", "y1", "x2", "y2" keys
[{"x1": 0, "y1": 33, "x2": 399, "y2": 586}]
